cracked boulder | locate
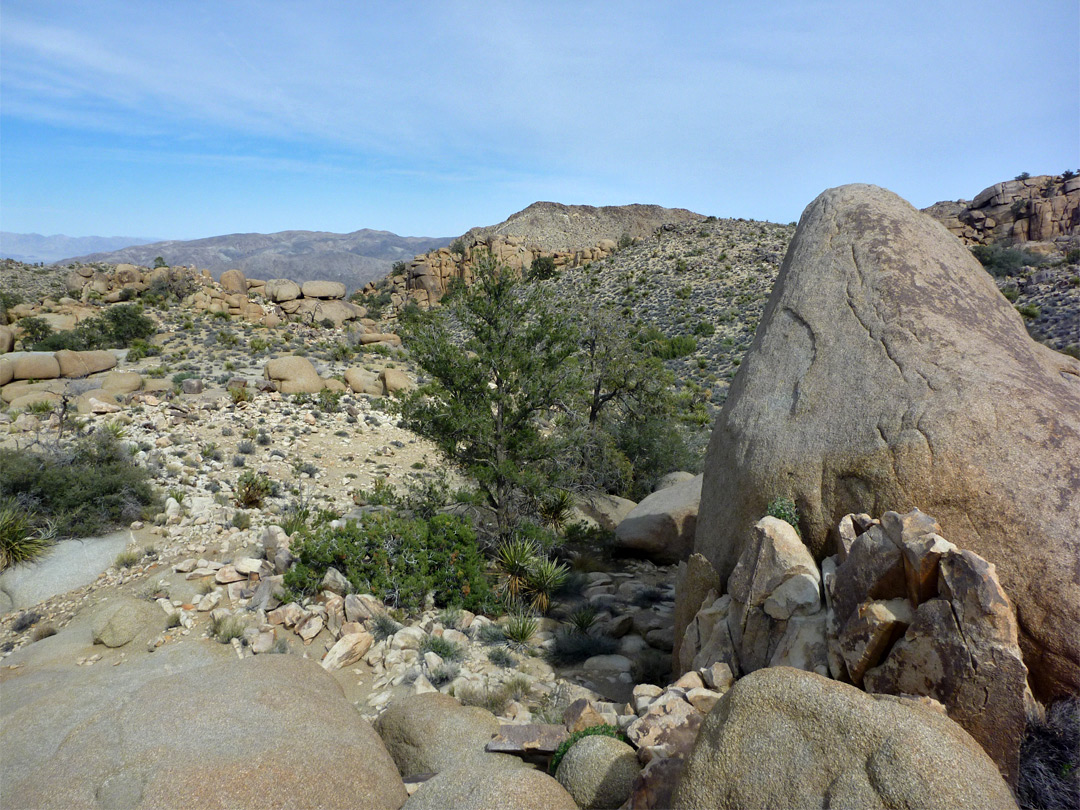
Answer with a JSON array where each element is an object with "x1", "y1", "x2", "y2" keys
[{"x1": 694, "y1": 183, "x2": 1080, "y2": 700}]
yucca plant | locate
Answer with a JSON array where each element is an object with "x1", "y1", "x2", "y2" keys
[
  {"x1": 503, "y1": 611, "x2": 539, "y2": 650},
  {"x1": 495, "y1": 536, "x2": 539, "y2": 605},
  {"x1": 539, "y1": 489, "x2": 575, "y2": 533},
  {"x1": 566, "y1": 606, "x2": 599, "y2": 635},
  {"x1": 0, "y1": 500, "x2": 55, "y2": 571},
  {"x1": 525, "y1": 556, "x2": 569, "y2": 614}
]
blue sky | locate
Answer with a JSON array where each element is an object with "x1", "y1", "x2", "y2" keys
[{"x1": 1, "y1": 1, "x2": 1077, "y2": 240}]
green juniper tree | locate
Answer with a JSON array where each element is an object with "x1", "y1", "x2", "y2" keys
[{"x1": 399, "y1": 252, "x2": 580, "y2": 538}]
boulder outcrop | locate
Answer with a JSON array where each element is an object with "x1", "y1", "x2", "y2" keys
[
  {"x1": 693, "y1": 183, "x2": 1080, "y2": 700},
  {"x1": 925, "y1": 173, "x2": 1080, "y2": 245}
]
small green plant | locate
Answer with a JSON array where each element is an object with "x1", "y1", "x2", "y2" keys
[
  {"x1": 371, "y1": 612, "x2": 401, "y2": 641},
  {"x1": 316, "y1": 388, "x2": 343, "y2": 413},
  {"x1": 234, "y1": 471, "x2": 276, "y2": 508},
  {"x1": 165, "y1": 612, "x2": 182, "y2": 629},
  {"x1": 548, "y1": 627, "x2": 618, "y2": 665},
  {"x1": 566, "y1": 606, "x2": 599, "y2": 635},
  {"x1": 438, "y1": 606, "x2": 464, "y2": 630},
  {"x1": 766, "y1": 496, "x2": 799, "y2": 534},
  {"x1": 0, "y1": 501, "x2": 56, "y2": 571},
  {"x1": 476, "y1": 622, "x2": 507, "y2": 645},
  {"x1": 487, "y1": 647, "x2": 517, "y2": 668},
  {"x1": 229, "y1": 386, "x2": 253, "y2": 404},
  {"x1": 529, "y1": 255, "x2": 557, "y2": 281},
  {"x1": 210, "y1": 614, "x2": 246, "y2": 643},
  {"x1": 427, "y1": 662, "x2": 460, "y2": 686},
  {"x1": 420, "y1": 633, "x2": 465, "y2": 662},
  {"x1": 113, "y1": 548, "x2": 140, "y2": 565},
  {"x1": 502, "y1": 612, "x2": 538, "y2": 649},
  {"x1": 231, "y1": 510, "x2": 251, "y2": 530},
  {"x1": 550, "y1": 725, "x2": 625, "y2": 775},
  {"x1": 237, "y1": 439, "x2": 256, "y2": 455},
  {"x1": 1016, "y1": 303, "x2": 1041, "y2": 319}
]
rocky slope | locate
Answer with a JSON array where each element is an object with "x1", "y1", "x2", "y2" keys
[
  {"x1": 57, "y1": 229, "x2": 453, "y2": 292},
  {"x1": 466, "y1": 202, "x2": 704, "y2": 252}
]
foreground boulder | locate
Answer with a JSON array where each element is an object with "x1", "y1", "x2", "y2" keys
[
  {"x1": 405, "y1": 765, "x2": 577, "y2": 810},
  {"x1": 694, "y1": 183, "x2": 1080, "y2": 700},
  {"x1": 375, "y1": 692, "x2": 513, "y2": 777},
  {"x1": 672, "y1": 667, "x2": 1017, "y2": 810},
  {"x1": 615, "y1": 474, "x2": 702, "y2": 564},
  {"x1": 2, "y1": 650, "x2": 406, "y2": 810}
]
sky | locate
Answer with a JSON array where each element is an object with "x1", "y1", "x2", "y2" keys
[{"x1": 1, "y1": 1, "x2": 1077, "y2": 241}]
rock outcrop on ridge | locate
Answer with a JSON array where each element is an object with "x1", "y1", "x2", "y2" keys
[{"x1": 693, "y1": 183, "x2": 1080, "y2": 701}]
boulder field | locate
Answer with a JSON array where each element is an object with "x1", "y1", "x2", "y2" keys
[{"x1": 693, "y1": 183, "x2": 1080, "y2": 701}]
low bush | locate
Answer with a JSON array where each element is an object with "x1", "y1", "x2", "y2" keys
[
  {"x1": 0, "y1": 427, "x2": 158, "y2": 544},
  {"x1": 487, "y1": 647, "x2": 517, "y2": 668},
  {"x1": 1018, "y1": 698, "x2": 1079, "y2": 810},
  {"x1": 766, "y1": 496, "x2": 799, "y2": 534},
  {"x1": 31, "y1": 304, "x2": 155, "y2": 352},
  {"x1": 548, "y1": 627, "x2": 618, "y2": 665},
  {"x1": 234, "y1": 471, "x2": 277, "y2": 507},
  {"x1": 971, "y1": 244, "x2": 1044, "y2": 277},
  {"x1": 371, "y1": 612, "x2": 401, "y2": 641},
  {"x1": 503, "y1": 612, "x2": 539, "y2": 649},
  {"x1": 283, "y1": 512, "x2": 493, "y2": 614},
  {"x1": 631, "y1": 648, "x2": 672, "y2": 686},
  {"x1": 420, "y1": 633, "x2": 464, "y2": 662}
]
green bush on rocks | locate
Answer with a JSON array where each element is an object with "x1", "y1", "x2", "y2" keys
[{"x1": 284, "y1": 512, "x2": 494, "y2": 614}]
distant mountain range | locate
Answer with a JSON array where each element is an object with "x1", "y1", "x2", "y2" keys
[
  {"x1": 0, "y1": 233, "x2": 162, "y2": 264},
  {"x1": 37, "y1": 229, "x2": 454, "y2": 292}
]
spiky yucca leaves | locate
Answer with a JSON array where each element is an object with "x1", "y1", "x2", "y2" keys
[
  {"x1": 525, "y1": 556, "x2": 569, "y2": 614},
  {"x1": 495, "y1": 536, "x2": 539, "y2": 605}
]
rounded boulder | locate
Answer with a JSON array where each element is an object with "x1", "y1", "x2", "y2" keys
[
  {"x1": 671, "y1": 667, "x2": 1017, "y2": 810},
  {"x1": 405, "y1": 765, "x2": 578, "y2": 810},
  {"x1": 555, "y1": 734, "x2": 641, "y2": 810},
  {"x1": 264, "y1": 356, "x2": 324, "y2": 394}
]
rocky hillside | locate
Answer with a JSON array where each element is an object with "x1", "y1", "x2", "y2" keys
[
  {"x1": 465, "y1": 201, "x2": 704, "y2": 252},
  {"x1": 57, "y1": 229, "x2": 453, "y2": 292},
  {"x1": 1, "y1": 232, "x2": 161, "y2": 264}
]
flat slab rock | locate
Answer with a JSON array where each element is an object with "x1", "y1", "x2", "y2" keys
[{"x1": 487, "y1": 724, "x2": 570, "y2": 755}]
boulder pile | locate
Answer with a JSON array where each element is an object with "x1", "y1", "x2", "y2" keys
[
  {"x1": 926, "y1": 172, "x2": 1080, "y2": 245},
  {"x1": 677, "y1": 509, "x2": 1028, "y2": 787}
]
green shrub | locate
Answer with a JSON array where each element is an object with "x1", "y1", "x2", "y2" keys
[
  {"x1": 456, "y1": 675, "x2": 531, "y2": 715},
  {"x1": 487, "y1": 647, "x2": 517, "y2": 668},
  {"x1": 529, "y1": 255, "x2": 557, "y2": 281},
  {"x1": 692, "y1": 321, "x2": 716, "y2": 336},
  {"x1": 211, "y1": 614, "x2": 246, "y2": 643},
  {"x1": 766, "y1": 496, "x2": 799, "y2": 534},
  {"x1": 371, "y1": 612, "x2": 401, "y2": 641},
  {"x1": 31, "y1": 304, "x2": 155, "y2": 352},
  {"x1": 420, "y1": 633, "x2": 465, "y2": 661},
  {"x1": 234, "y1": 471, "x2": 276, "y2": 508},
  {"x1": 283, "y1": 512, "x2": 493, "y2": 614},
  {"x1": 0, "y1": 428, "x2": 158, "y2": 540},
  {"x1": 503, "y1": 612, "x2": 539, "y2": 649},
  {"x1": 438, "y1": 606, "x2": 464, "y2": 629},
  {"x1": 17, "y1": 316, "x2": 53, "y2": 346},
  {"x1": 477, "y1": 622, "x2": 507, "y2": 645},
  {"x1": 550, "y1": 725, "x2": 625, "y2": 774},
  {"x1": 114, "y1": 549, "x2": 142, "y2": 568},
  {"x1": 971, "y1": 244, "x2": 1044, "y2": 277},
  {"x1": 231, "y1": 511, "x2": 251, "y2": 530},
  {"x1": 1016, "y1": 303, "x2": 1041, "y2": 319}
]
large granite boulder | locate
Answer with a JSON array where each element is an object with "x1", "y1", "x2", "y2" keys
[
  {"x1": 554, "y1": 734, "x2": 640, "y2": 810},
  {"x1": 614, "y1": 474, "x2": 702, "y2": 564},
  {"x1": 374, "y1": 692, "x2": 511, "y2": 778},
  {"x1": 265, "y1": 278, "x2": 301, "y2": 303},
  {"x1": 264, "y1": 356, "x2": 324, "y2": 394},
  {"x1": 693, "y1": 183, "x2": 1080, "y2": 700},
  {"x1": 404, "y1": 765, "x2": 577, "y2": 810},
  {"x1": 219, "y1": 268, "x2": 248, "y2": 295},
  {"x1": 2, "y1": 644, "x2": 406, "y2": 810},
  {"x1": 55, "y1": 349, "x2": 117, "y2": 378},
  {"x1": 301, "y1": 280, "x2": 347, "y2": 299},
  {"x1": 671, "y1": 667, "x2": 1017, "y2": 810}
]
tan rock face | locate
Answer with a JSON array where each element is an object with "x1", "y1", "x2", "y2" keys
[
  {"x1": 344, "y1": 367, "x2": 383, "y2": 396},
  {"x1": 265, "y1": 278, "x2": 302, "y2": 302},
  {"x1": 301, "y1": 280, "x2": 347, "y2": 299},
  {"x1": 0, "y1": 325, "x2": 13, "y2": 353},
  {"x1": 55, "y1": 349, "x2": 117, "y2": 378},
  {"x1": 694, "y1": 183, "x2": 1080, "y2": 700},
  {"x1": 379, "y1": 368, "x2": 413, "y2": 396},
  {"x1": 672, "y1": 667, "x2": 1018, "y2": 810},
  {"x1": 219, "y1": 268, "x2": 248, "y2": 294},
  {"x1": 264, "y1": 356, "x2": 324, "y2": 394},
  {"x1": 614, "y1": 474, "x2": 702, "y2": 564},
  {"x1": 925, "y1": 173, "x2": 1080, "y2": 245},
  {"x1": 11, "y1": 352, "x2": 60, "y2": 381}
]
